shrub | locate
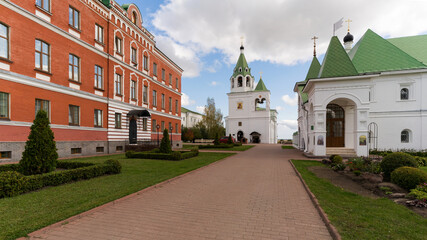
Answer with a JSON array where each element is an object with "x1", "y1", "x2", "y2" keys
[
  {"x1": 353, "y1": 170, "x2": 361, "y2": 176},
  {"x1": 20, "y1": 110, "x2": 58, "y2": 175},
  {"x1": 329, "y1": 154, "x2": 337, "y2": 161},
  {"x1": 391, "y1": 167, "x2": 427, "y2": 190},
  {"x1": 171, "y1": 151, "x2": 182, "y2": 160},
  {"x1": 380, "y1": 152, "x2": 417, "y2": 181},
  {"x1": 234, "y1": 142, "x2": 242, "y2": 147},
  {"x1": 213, "y1": 133, "x2": 220, "y2": 146},
  {"x1": 227, "y1": 134, "x2": 233, "y2": 144},
  {"x1": 126, "y1": 150, "x2": 198, "y2": 161},
  {"x1": 347, "y1": 157, "x2": 364, "y2": 171},
  {"x1": 199, "y1": 144, "x2": 233, "y2": 149},
  {"x1": 125, "y1": 151, "x2": 135, "y2": 158},
  {"x1": 0, "y1": 164, "x2": 20, "y2": 172},
  {"x1": 408, "y1": 183, "x2": 427, "y2": 201},
  {"x1": 0, "y1": 160, "x2": 121, "y2": 198},
  {"x1": 0, "y1": 171, "x2": 26, "y2": 198},
  {"x1": 159, "y1": 129, "x2": 172, "y2": 153},
  {"x1": 331, "y1": 163, "x2": 346, "y2": 171},
  {"x1": 331, "y1": 155, "x2": 343, "y2": 165},
  {"x1": 414, "y1": 156, "x2": 427, "y2": 167}
]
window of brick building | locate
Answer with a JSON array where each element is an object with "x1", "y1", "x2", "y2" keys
[
  {"x1": 161, "y1": 121, "x2": 165, "y2": 131},
  {"x1": 69, "y1": 6, "x2": 80, "y2": 30},
  {"x1": 161, "y1": 68, "x2": 165, "y2": 81},
  {"x1": 176, "y1": 78, "x2": 179, "y2": 89},
  {"x1": 36, "y1": 0, "x2": 50, "y2": 12},
  {"x1": 143, "y1": 118, "x2": 147, "y2": 131},
  {"x1": 96, "y1": 147, "x2": 104, "y2": 153},
  {"x1": 68, "y1": 54, "x2": 80, "y2": 82},
  {"x1": 152, "y1": 119, "x2": 157, "y2": 132},
  {"x1": 0, "y1": 151, "x2": 11, "y2": 159},
  {"x1": 152, "y1": 90, "x2": 157, "y2": 107},
  {"x1": 35, "y1": 39, "x2": 50, "y2": 72},
  {"x1": 115, "y1": 113, "x2": 121, "y2": 129},
  {"x1": 71, "y1": 148, "x2": 82, "y2": 154},
  {"x1": 175, "y1": 100, "x2": 178, "y2": 113},
  {"x1": 94, "y1": 109, "x2": 102, "y2": 127},
  {"x1": 143, "y1": 55, "x2": 148, "y2": 70},
  {"x1": 175, "y1": 123, "x2": 178, "y2": 133},
  {"x1": 94, "y1": 65, "x2": 103, "y2": 89},
  {"x1": 115, "y1": 36, "x2": 122, "y2": 55},
  {"x1": 0, "y1": 23, "x2": 9, "y2": 60},
  {"x1": 153, "y1": 62, "x2": 157, "y2": 76},
  {"x1": 131, "y1": 80, "x2": 137, "y2": 100},
  {"x1": 95, "y1": 24, "x2": 103, "y2": 44},
  {"x1": 169, "y1": 97, "x2": 172, "y2": 112},
  {"x1": 115, "y1": 73, "x2": 122, "y2": 95},
  {"x1": 68, "y1": 105, "x2": 80, "y2": 126},
  {"x1": 143, "y1": 85, "x2": 148, "y2": 104},
  {"x1": 161, "y1": 94, "x2": 165, "y2": 109},
  {"x1": 35, "y1": 99, "x2": 49, "y2": 119},
  {"x1": 131, "y1": 47, "x2": 137, "y2": 64},
  {"x1": 169, "y1": 74, "x2": 172, "y2": 85},
  {"x1": 0, "y1": 92, "x2": 9, "y2": 119}
]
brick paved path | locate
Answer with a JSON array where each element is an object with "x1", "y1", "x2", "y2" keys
[{"x1": 27, "y1": 145, "x2": 332, "y2": 240}]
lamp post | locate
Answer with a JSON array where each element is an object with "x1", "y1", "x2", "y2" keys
[
  {"x1": 156, "y1": 124, "x2": 160, "y2": 147},
  {"x1": 169, "y1": 126, "x2": 173, "y2": 149}
]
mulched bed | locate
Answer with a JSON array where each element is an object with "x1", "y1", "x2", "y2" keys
[{"x1": 308, "y1": 166, "x2": 427, "y2": 218}]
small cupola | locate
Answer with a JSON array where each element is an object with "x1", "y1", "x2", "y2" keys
[{"x1": 343, "y1": 19, "x2": 354, "y2": 53}]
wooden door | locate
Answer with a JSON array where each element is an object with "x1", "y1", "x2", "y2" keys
[{"x1": 326, "y1": 104, "x2": 345, "y2": 147}]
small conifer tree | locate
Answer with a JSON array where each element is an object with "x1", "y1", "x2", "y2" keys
[
  {"x1": 214, "y1": 132, "x2": 220, "y2": 145},
  {"x1": 227, "y1": 134, "x2": 233, "y2": 144},
  {"x1": 20, "y1": 110, "x2": 58, "y2": 175},
  {"x1": 159, "y1": 129, "x2": 172, "y2": 153}
]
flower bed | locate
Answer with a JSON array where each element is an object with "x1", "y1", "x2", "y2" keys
[{"x1": 0, "y1": 159, "x2": 121, "y2": 198}]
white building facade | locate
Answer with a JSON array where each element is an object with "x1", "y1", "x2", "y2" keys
[
  {"x1": 181, "y1": 107, "x2": 203, "y2": 128},
  {"x1": 295, "y1": 29, "x2": 427, "y2": 157},
  {"x1": 225, "y1": 45, "x2": 278, "y2": 144}
]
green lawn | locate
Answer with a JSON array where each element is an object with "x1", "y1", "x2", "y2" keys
[
  {"x1": 0, "y1": 152, "x2": 233, "y2": 240},
  {"x1": 292, "y1": 160, "x2": 427, "y2": 240},
  {"x1": 421, "y1": 166, "x2": 427, "y2": 174},
  {"x1": 281, "y1": 145, "x2": 294, "y2": 149},
  {"x1": 183, "y1": 144, "x2": 255, "y2": 151}
]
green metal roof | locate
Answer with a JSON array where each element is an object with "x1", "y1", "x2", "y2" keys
[
  {"x1": 232, "y1": 48, "x2": 252, "y2": 78},
  {"x1": 181, "y1": 107, "x2": 203, "y2": 115},
  {"x1": 305, "y1": 56, "x2": 321, "y2": 81},
  {"x1": 98, "y1": 0, "x2": 111, "y2": 8},
  {"x1": 254, "y1": 78, "x2": 269, "y2": 91},
  {"x1": 318, "y1": 36, "x2": 358, "y2": 78},
  {"x1": 349, "y1": 29, "x2": 426, "y2": 74},
  {"x1": 388, "y1": 34, "x2": 427, "y2": 65},
  {"x1": 121, "y1": 4, "x2": 130, "y2": 10},
  {"x1": 298, "y1": 85, "x2": 308, "y2": 104}
]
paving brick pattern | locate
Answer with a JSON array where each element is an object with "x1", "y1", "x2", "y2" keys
[{"x1": 28, "y1": 145, "x2": 332, "y2": 240}]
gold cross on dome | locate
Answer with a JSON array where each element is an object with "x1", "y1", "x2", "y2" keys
[
  {"x1": 345, "y1": 19, "x2": 352, "y2": 32},
  {"x1": 311, "y1": 36, "x2": 318, "y2": 57},
  {"x1": 259, "y1": 71, "x2": 263, "y2": 78}
]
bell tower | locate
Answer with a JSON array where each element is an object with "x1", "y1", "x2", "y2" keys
[{"x1": 230, "y1": 44, "x2": 254, "y2": 92}]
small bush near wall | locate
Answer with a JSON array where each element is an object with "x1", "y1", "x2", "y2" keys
[
  {"x1": 380, "y1": 152, "x2": 418, "y2": 181},
  {"x1": 199, "y1": 144, "x2": 234, "y2": 149},
  {"x1": 0, "y1": 160, "x2": 121, "y2": 198},
  {"x1": 126, "y1": 149, "x2": 199, "y2": 161},
  {"x1": 391, "y1": 167, "x2": 427, "y2": 190}
]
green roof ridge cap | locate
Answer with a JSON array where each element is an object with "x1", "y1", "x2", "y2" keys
[{"x1": 305, "y1": 56, "x2": 321, "y2": 81}]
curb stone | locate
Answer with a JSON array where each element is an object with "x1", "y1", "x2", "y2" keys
[{"x1": 289, "y1": 159, "x2": 342, "y2": 240}]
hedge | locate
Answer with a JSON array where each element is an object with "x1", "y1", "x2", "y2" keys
[
  {"x1": 199, "y1": 144, "x2": 234, "y2": 149},
  {"x1": 0, "y1": 159, "x2": 121, "y2": 198},
  {"x1": 391, "y1": 167, "x2": 427, "y2": 190},
  {"x1": 380, "y1": 152, "x2": 417, "y2": 181},
  {"x1": 126, "y1": 149, "x2": 199, "y2": 161}
]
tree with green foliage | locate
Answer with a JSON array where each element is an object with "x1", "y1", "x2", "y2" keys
[
  {"x1": 159, "y1": 129, "x2": 172, "y2": 153},
  {"x1": 20, "y1": 110, "x2": 58, "y2": 175},
  {"x1": 227, "y1": 134, "x2": 233, "y2": 144},
  {"x1": 199, "y1": 97, "x2": 225, "y2": 139}
]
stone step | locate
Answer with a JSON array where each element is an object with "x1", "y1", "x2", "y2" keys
[{"x1": 326, "y1": 148, "x2": 357, "y2": 157}]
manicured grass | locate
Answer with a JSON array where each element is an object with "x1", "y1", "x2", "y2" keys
[
  {"x1": 292, "y1": 160, "x2": 427, "y2": 240},
  {"x1": 281, "y1": 145, "x2": 294, "y2": 149},
  {"x1": 0, "y1": 152, "x2": 233, "y2": 240},
  {"x1": 182, "y1": 144, "x2": 255, "y2": 151},
  {"x1": 421, "y1": 166, "x2": 427, "y2": 174}
]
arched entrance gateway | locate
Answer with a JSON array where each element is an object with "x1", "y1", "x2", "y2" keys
[
  {"x1": 237, "y1": 131, "x2": 244, "y2": 142},
  {"x1": 326, "y1": 104, "x2": 345, "y2": 147}
]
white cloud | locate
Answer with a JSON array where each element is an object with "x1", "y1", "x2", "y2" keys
[
  {"x1": 278, "y1": 119, "x2": 298, "y2": 139},
  {"x1": 152, "y1": 0, "x2": 427, "y2": 67},
  {"x1": 196, "y1": 106, "x2": 206, "y2": 114},
  {"x1": 181, "y1": 93, "x2": 195, "y2": 106},
  {"x1": 210, "y1": 81, "x2": 218, "y2": 86},
  {"x1": 281, "y1": 94, "x2": 298, "y2": 106},
  {"x1": 206, "y1": 59, "x2": 222, "y2": 73},
  {"x1": 275, "y1": 106, "x2": 283, "y2": 111}
]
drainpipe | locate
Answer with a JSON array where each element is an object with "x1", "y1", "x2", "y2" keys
[{"x1": 302, "y1": 104, "x2": 309, "y2": 152}]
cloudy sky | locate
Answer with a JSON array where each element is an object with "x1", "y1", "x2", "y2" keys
[{"x1": 116, "y1": 0, "x2": 427, "y2": 138}]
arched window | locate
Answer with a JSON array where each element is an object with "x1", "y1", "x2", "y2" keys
[
  {"x1": 132, "y1": 12, "x2": 137, "y2": 24},
  {"x1": 239, "y1": 67, "x2": 242, "y2": 72},
  {"x1": 401, "y1": 129, "x2": 410, "y2": 143},
  {"x1": 231, "y1": 78, "x2": 234, "y2": 88},
  {"x1": 400, "y1": 88, "x2": 409, "y2": 100},
  {"x1": 246, "y1": 76, "x2": 250, "y2": 87},
  {"x1": 237, "y1": 77, "x2": 243, "y2": 87}
]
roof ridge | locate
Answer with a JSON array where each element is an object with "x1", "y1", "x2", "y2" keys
[{"x1": 318, "y1": 36, "x2": 358, "y2": 78}]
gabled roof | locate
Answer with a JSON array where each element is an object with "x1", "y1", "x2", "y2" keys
[
  {"x1": 98, "y1": 0, "x2": 111, "y2": 8},
  {"x1": 318, "y1": 36, "x2": 358, "y2": 78},
  {"x1": 232, "y1": 48, "x2": 252, "y2": 78},
  {"x1": 305, "y1": 56, "x2": 321, "y2": 81},
  {"x1": 298, "y1": 85, "x2": 308, "y2": 104},
  {"x1": 349, "y1": 29, "x2": 426, "y2": 73},
  {"x1": 181, "y1": 107, "x2": 203, "y2": 116},
  {"x1": 388, "y1": 34, "x2": 427, "y2": 65},
  {"x1": 254, "y1": 78, "x2": 268, "y2": 91}
]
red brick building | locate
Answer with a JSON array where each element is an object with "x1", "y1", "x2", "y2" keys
[{"x1": 0, "y1": 0, "x2": 183, "y2": 161}]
